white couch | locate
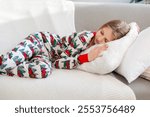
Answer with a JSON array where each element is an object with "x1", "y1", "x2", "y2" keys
[{"x1": 0, "y1": 1, "x2": 149, "y2": 100}]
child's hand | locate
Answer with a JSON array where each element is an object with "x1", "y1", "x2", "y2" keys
[{"x1": 88, "y1": 44, "x2": 108, "y2": 62}]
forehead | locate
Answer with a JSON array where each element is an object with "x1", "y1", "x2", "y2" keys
[{"x1": 102, "y1": 26, "x2": 115, "y2": 40}]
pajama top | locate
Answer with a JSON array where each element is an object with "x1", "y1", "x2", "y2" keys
[{"x1": 40, "y1": 31, "x2": 96, "y2": 69}]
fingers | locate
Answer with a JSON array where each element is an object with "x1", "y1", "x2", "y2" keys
[
  {"x1": 97, "y1": 44, "x2": 108, "y2": 51},
  {"x1": 102, "y1": 44, "x2": 108, "y2": 50},
  {"x1": 91, "y1": 44, "x2": 108, "y2": 54},
  {"x1": 92, "y1": 44, "x2": 108, "y2": 56},
  {"x1": 88, "y1": 44, "x2": 108, "y2": 61}
]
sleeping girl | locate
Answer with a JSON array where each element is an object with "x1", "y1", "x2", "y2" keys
[{"x1": 0, "y1": 20, "x2": 130, "y2": 78}]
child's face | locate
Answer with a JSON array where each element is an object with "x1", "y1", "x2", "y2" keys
[{"x1": 94, "y1": 26, "x2": 115, "y2": 44}]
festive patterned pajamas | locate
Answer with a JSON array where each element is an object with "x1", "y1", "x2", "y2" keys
[
  {"x1": 0, "y1": 31, "x2": 95, "y2": 78},
  {"x1": 0, "y1": 33, "x2": 52, "y2": 78}
]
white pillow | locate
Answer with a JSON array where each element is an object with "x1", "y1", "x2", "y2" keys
[
  {"x1": 77, "y1": 22, "x2": 139, "y2": 75},
  {"x1": 115, "y1": 27, "x2": 150, "y2": 83}
]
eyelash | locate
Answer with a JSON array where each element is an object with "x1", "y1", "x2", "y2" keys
[
  {"x1": 100, "y1": 30, "x2": 108, "y2": 42},
  {"x1": 100, "y1": 30, "x2": 104, "y2": 35}
]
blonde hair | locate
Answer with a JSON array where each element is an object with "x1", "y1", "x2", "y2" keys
[{"x1": 100, "y1": 20, "x2": 130, "y2": 40}]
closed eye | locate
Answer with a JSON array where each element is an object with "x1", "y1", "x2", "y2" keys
[{"x1": 100, "y1": 30, "x2": 104, "y2": 35}]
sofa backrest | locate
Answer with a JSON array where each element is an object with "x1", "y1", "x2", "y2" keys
[{"x1": 74, "y1": 2, "x2": 150, "y2": 32}]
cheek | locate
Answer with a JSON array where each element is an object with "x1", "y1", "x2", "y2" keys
[
  {"x1": 95, "y1": 33, "x2": 100, "y2": 40},
  {"x1": 96, "y1": 34, "x2": 102, "y2": 41},
  {"x1": 96, "y1": 32, "x2": 101, "y2": 37},
  {"x1": 95, "y1": 37, "x2": 102, "y2": 44}
]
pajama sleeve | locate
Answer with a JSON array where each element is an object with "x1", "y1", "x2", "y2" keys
[
  {"x1": 53, "y1": 53, "x2": 89, "y2": 69},
  {"x1": 53, "y1": 55, "x2": 78, "y2": 69},
  {"x1": 53, "y1": 31, "x2": 94, "y2": 69}
]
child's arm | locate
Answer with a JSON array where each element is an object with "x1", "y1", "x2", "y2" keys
[
  {"x1": 53, "y1": 54, "x2": 79, "y2": 69},
  {"x1": 53, "y1": 31, "x2": 95, "y2": 69},
  {"x1": 53, "y1": 44, "x2": 108, "y2": 69},
  {"x1": 53, "y1": 48, "x2": 88, "y2": 69}
]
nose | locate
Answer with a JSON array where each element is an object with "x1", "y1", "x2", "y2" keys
[
  {"x1": 96, "y1": 33, "x2": 105, "y2": 44},
  {"x1": 99, "y1": 36, "x2": 105, "y2": 44}
]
